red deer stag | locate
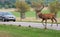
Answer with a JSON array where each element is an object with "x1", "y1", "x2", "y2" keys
[
  {"x1": 35, "y1": 3, "x2": 58, "y2": 28},
  {"x1": 37, "y1": 12, "x2": 58, "y2": 27}
]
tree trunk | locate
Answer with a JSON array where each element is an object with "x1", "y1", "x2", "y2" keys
[{"x1": 20, "y1": 12, "x2": 25, "y2": 19}]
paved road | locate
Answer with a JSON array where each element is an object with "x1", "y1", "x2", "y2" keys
[{"x1": 0, "y1": 22, "x2": 60, "y2": 30}]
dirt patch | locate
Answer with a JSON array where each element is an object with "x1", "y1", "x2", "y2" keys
[{"x1": 0, "y1": 31, "x2": 13, "y2": 37}]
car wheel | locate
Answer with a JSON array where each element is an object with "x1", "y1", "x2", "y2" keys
[
  {"x1": 7, "y1": 20, "x2": 9, "y2": 22},
  {"x1": 13, "y1": 20, "x2": 15, "y2": 22},
  {"x1": 2, "y1": 18, "x2": 6, "y2": 22}
]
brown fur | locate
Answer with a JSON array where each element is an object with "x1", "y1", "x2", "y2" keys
[{"x1": 37, "y1": 12, "x2": 58, "y2": 27}]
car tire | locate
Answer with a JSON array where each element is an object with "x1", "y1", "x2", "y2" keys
[
  {"x1": 2, "y1": 18, "x2": 6, "y2": 22},
  {"x1": 7, "y1": 20, "x2": 9, "y2": 22},
  {"x1": 13, "y1": 20, "x2": 16, "y2": 22}
]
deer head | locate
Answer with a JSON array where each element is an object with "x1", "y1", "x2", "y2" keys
[{"x1": 35, "y1": 4, "x2": 44, "y2": 13}]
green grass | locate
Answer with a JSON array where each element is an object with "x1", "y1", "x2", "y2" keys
[
  {"x1": 12, "y1": 11, "x2": 36, "y2": 17},
  {"x1": 12, "y1": 12, "x2": 20, "y2": 17},
  {"x1": 26, "y1": 11, "x2": 36, "y2": 17},
  {"x1": 57, "y1": 11, "x2": 60, "y2": 18},
  {"x1": 0, "y1": 25, "x2": 60, "y2": 37},
  {"x1": 41, "y1": 9, "x2": 50, "y2": 14}
]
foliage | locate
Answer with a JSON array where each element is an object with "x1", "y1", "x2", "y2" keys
[
  {"x1": 16, "y1": 1, "x2": 30, "y2": 13},
  {"x1": 31, "y1": 0, "x2": 44, "y2": 8},
  {"x1": 0, "y1": 0, "x2": 16, "y2": 8},
  {"x1": 15, "y1": 1, "x2": 30, "y2": 19},
  {"x1": 49, "y1": 0, "x2": 60, "y2": 17}
]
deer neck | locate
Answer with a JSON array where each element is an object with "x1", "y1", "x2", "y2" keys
[{"x1": 38, "y1": 12, "x2": 42, "y2": 18}]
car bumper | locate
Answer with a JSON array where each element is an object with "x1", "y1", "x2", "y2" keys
[{"x1": 5, "y1": 18, "x2": 16, "y2": 21}]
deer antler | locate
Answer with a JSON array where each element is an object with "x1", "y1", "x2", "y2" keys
[{"x1": 35, "y1": 4, "x2": 44, "y2": 13}]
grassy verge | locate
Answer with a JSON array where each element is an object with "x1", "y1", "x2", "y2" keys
[
  {"x1": 0, "y1": 25, "x2": 60, "y2": 37},
  {"x1": 12, "y1": 11, "x2": 36, "y2": 17}
]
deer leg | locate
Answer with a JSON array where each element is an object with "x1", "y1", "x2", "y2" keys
[
  {"x1": 53, "y1": 18, "x2": 58, "y2": 26},
  {"x1": 44, "y1": 20, "x2": 47, "y2": 29},
  {"x1": 41, "y1": 19, "x2": 44, "y2": 26},
  {"x1": 51, "y1": 19, "x2": 53, "y2": 27}
]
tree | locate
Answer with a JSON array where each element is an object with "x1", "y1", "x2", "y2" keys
[
  {"x1": 49, "y1": 0, "x2": 60, "y2": 17},
  {"x1": 15, "y1": 0, "x2": 30, "y2": 19},
  {"x1": 31, "y1": 0, "x2": 44, "y2": 19}
]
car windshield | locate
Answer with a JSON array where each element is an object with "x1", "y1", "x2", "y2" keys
[{"x1": 3, "y1": 12, "x2": 12, "y2": 15}]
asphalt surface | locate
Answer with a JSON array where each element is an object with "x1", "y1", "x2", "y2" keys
[{"x1": 0, "y1": 22, "x2": 60, "y2": 30}]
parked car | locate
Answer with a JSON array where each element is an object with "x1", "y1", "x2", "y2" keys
[{"x1": 0, "y1": 12, "x2": 16, "y2": 22}]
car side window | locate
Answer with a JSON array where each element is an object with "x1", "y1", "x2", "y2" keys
[{"x1": 0, "y1": 13, "x2": 3, "y2": 16}]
